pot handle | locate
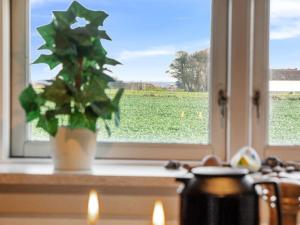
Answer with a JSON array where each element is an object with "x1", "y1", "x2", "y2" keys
[{"x1": 253, "y1": 180, "x2": 282, "y2": 225}]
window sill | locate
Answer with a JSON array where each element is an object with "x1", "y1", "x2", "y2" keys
[{"x1": 0, "y1": 160, "x2": 188, "y2": 188}]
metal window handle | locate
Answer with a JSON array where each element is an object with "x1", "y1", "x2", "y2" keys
[
  {"x1": 252, "y1": 90, "x2": 260, "y2": 119},
  {"x1": 218, "y1": 89, "x2": 228, "y2": 118}
]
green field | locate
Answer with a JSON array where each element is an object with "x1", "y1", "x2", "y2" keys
[
  {"x1": 269, "y1": 93, "x2": 300, "y2": 145},
  {"x1": 31, "y1": 90, "x2": 300, "y2": 145}
]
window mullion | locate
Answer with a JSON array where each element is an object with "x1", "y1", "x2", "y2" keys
[
  {"x1": 251, "y1": 0, "x2": 269, "y2": 157},
  {"x1": 210, "y1": 0, "x2": 229, "y2": 160},
  {"x1": 227, "y1": 0, "x2": 252, "y2": 160}
]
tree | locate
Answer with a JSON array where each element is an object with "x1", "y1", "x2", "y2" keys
[
  {"x1": 191, "y1": 50, "x2": 209, "y2": 92},
  {"x1": 167, "y1": 49, "x2": 209, "y2": 92}
]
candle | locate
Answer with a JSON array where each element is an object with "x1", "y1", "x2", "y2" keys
[
  {"x1": 87, "y1": 189, "x2": 100, "y2": 225},
  {"x1": 152, "y1": 200, "x2": 165, "y2": 225}
]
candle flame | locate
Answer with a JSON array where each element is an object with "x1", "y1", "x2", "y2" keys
[
  {"x1": 88, "y1": 189, "x2": 99, "y2": 225},
  {"x1": 152, "y1": 200, "x2": 165, "y2": 225}
]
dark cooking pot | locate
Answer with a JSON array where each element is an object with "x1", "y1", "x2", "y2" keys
[{"x1": 177, "y1": 167, "x2": 282, "y2": 225}]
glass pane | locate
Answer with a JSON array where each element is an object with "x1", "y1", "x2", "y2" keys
[
  {"x1": 29, "y1": 0, "x2": 212, "y2": 144},
  {"x1": 269, "y1": 0, "x2": 300, "y2": 145}
]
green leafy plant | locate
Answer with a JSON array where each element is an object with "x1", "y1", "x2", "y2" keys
[{"x1": 19, "y1": 1, "x2": 124, "y2": 137}]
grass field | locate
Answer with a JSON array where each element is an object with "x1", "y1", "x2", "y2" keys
[
  {"x1": 269, "y1": 93, "x2": 300, "y2": 145},
  {"x1": 31, "y1": 90, "x2": 300, "y2": 145}
]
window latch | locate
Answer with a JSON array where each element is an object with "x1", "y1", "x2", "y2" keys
[
  {"x1": 218, "y1": 89, "x2": 228, "y2": 118},
  {"x1": 252, "y1": 90, "x2": 260, "y2": 119}
]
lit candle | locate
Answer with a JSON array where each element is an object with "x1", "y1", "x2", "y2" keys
[
  {"x1": 152, "y1": 200, "x2": 165, "y2": 225},
  {"x1": 87, "y1": 189, "x2": 100, "y2": 225}
]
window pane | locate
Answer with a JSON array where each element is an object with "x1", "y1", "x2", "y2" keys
[
  {"x1": 269, "y1": 0, "x2": 300, "y2": 145},
  {"x1": 29, "y1": 0, "x2": 212, "y2": 144}
]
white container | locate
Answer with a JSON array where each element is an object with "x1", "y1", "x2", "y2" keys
[{"x1": 51, "y1": 127, "x2": 97, "y2": 171}]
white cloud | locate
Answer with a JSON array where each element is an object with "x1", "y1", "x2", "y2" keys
[
  {"x1": 271, "y1": 0, "x2": 300, "y2": 20},
  {"x1": 118, "y1": 47, "x2": 175, "y2": 60},
  {"x1": 270, "y1": 21, "x2": 300, "y2": 40},
  {"x1": 118, "y1": 40, "x2": 210, "y2": 61},
  {"x1": 270, "y1": 0, "x2": 300, "y2": 40}
]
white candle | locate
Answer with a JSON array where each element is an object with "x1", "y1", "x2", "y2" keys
[
  {"x1": 87, "y1": 189, "x2": 100, "y2": 225},
  {"x1": 152, "y1": 200, "x2": 165, "y2": 225}
]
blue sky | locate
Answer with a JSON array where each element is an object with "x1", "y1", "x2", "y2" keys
[
  {"x1": 30, "y1": 0, "x2": 211, "y2": 82},
  {"x1": 30, "y1": 0, "x2": 300, "y2": 82},
  {"x1": 269, "y1": 0, "x2": 300, "y2": 69}
]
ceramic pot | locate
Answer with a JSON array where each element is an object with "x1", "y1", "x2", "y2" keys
[{"x1": 50, "y1": 127, "x2": 97, "y2": 171}]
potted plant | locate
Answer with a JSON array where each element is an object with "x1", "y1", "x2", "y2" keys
[{"x1": 19, "y1": 1, "x2": 124, "y2": 171}]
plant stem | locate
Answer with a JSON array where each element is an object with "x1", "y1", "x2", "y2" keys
[{"x1": 76, "y1": 57, "x2": 84, "y2": 90}]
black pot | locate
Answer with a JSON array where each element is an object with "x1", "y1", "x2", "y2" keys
[{"x1": 177, "y1": 167, "x2": 282, "y2": 225}]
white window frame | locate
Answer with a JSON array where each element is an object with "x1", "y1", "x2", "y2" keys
[
  {"x1": 0, "y1": 0, "x2": 11, "y2": 161},
  {"x1": 251, "y1": 0, "x2": 300, "y2": 161},
  {"x1": 6, "y1": 0, "x2": 228, "y2": 161},
  {"x1": 226, "y1": 0, "x2": 253, "y2": 159}
]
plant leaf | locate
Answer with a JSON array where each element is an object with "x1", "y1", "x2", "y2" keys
[
  {"x1": 112, "y1": 89, "x2": 124, "y2": 127},
  {"x1": 42, "y1": 78, "x2": 71, "y2": 106},
  {"x1": 55, "y1": 32, "x2": 77, "y2": 56},
  {"x1": 37, "y1": 22, "x2": 56, "y2": 49},
  {"x1": 104, "y1": 120, "x2": 111, "y2": 136},
  {"x1": 112, "y1": 88, "x2": 124, "y2": 106},
  {"x1": 85, "y1": 67, "x2": 115, "y2": 83},
  {"x1": 69, "y1": 111, "x2": 97, "y2": 132},
  {"x1": 45, "y1": 104, "x2": 72, "y2": 118},
  {"x1": 53, "y1": 10, "x2": 76, "y2": 30},
  {"x1": 89, "y1": 100, "x2": 117, "y2": 120},
  {"x1": 37, "y1": 115, "x2": 58, "y2": 137},
  {"x1": 97, "y1": 30, "x2": 111, "y2": 40},
  {"x1": 33, "y1": 54, "x2": 60, "y2": 70},
  {"x1": 68, "y1": 1, "x2": 108, "y2": 27},
  {"x1": 19, "y1": 85, "x2": 44, "y2": 122},
  {"x1": 77, "y1": 75, "x2": 111, "y2": 105},
  {"x1": 105, "y1": 57, "x2": 122, "y2": 66},
  {"x1": 68, "y1": 27, "x2": 93, "y2": 47}
]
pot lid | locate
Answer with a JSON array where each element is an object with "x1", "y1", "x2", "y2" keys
[{"x1": 192, "y1": 167, "x2": 249, "y2": 177}]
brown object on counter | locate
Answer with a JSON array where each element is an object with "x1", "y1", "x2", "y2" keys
[
  {"x1": 182, "y1": 163, "x2": 201, "y2": 172},
  {"x1": 283, "y1": 161, "x2": 300, "y2": 171},
  {"x1": 182, "y1": 155, "x2": 223, "y2": 172},
  {"x1": 201, "y1": 155, "x2": 223, "y2": 166},
  {"x1": 165, "y1": 160, "x2": 181, "y2": 170},
  {"x1": 263, "y1": 156, "x2": 281, "y2": 168},
  {"x1": 279, "y1": 178, "x2": 300, "y2": 225}
]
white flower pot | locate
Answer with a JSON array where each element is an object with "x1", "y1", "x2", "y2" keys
[{"x1": 51, "y1": 127, "x2": 97, "y2": 171}]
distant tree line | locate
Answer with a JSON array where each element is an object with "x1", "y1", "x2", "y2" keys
[
  {"x1": 167, "y1": 49, "x2": 209, "y2": 92},
  {"x1": 110, "y1": 81, "x2": 157, "y2": 90}
]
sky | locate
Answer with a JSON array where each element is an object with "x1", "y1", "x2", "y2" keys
[
  {"x1": 30, "y1": 0, "x2": 300, "y2": 82},
  {"x1": 269, "y1": 0, "x2": 300, "y2": 69}
]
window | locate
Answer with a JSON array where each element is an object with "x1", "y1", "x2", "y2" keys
[
  {"x1": 9, "y1": 0, "x2": 227, "y2": 159},
  {"x1": 252, "y1": 0, "x2": 300, "y2": 160},
  {"x1": 269, "y1": 0, "x2": 300, "y2": 145},
  {"x1": 29, "y1": 0, "x2": 212, "y2": 144},
  {"x1": 5, "y1": 0, "x2": 296, "y2": 161}
]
